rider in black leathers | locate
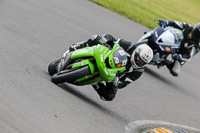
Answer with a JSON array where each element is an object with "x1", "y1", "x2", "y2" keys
[
  {"x1": 157, "y1": 20, "x2": 200, "y2": 76},
  {"x1": 65, "y1": 34, "x2": 153, "y2": 101}
]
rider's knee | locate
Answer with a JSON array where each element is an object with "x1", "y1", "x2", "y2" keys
[{"x1": 100, "y1": 94, "x2": 115, "y2": 101}]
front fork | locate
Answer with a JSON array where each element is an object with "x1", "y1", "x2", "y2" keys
[
  {"x1": 62, "y1": 50, "x2": 70, "y2": 58},
  {"x1": 57, "y1": 50, "x2": 72, "y2": 72}
]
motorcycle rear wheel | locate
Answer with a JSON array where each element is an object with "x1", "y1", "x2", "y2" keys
[{"x1": 51, "y1": 65, "x2": 91, "y2": 84}]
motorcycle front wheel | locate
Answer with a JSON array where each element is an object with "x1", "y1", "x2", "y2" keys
[
  {"x1": 48, "y1": 59, "x2": 61, "y2": 76},
  {"x1": 51, "y1": 65, "x2": 91, "y2": 84}
]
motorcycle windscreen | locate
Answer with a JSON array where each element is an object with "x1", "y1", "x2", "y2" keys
[{"x1": 109, "y1": 47, "x2": 128, "y2": 68}]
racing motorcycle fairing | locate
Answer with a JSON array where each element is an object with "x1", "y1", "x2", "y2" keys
[
  {"x1": 152, "y1": 27, "x2": 183, "y2": 54},
  {"x1": 69, "y1": 44, "x2": 127, "y2": 85}
]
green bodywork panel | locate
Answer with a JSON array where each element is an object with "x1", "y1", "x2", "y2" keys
[{"x1": 70, "y1": 44, "x2": 126, "y2": 85}]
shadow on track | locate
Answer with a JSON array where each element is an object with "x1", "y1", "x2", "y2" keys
[
  {"x1": 145, "y1": 67, "x2": 180, "y2": 88},
  {"x1": 57, "y1": 83, "x2": 130, "y2": 124},
  {"x1": 144, "y1": 67, "x2": 200, "y2": 101}
]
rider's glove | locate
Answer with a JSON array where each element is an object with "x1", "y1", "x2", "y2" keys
[
  {"x1": 69, "y1": 44, "x2": 80, "y2": 51},
  {"x1": 112, "y1": 76, "x2": 119, "y2": 87},
  {"x1": 158, "y1": 20, "x2": 168, "y2": 27},
  {"x1": 173, "y1": 54, "x2": 182, "y2": 60},
  {"x1": 99, "y1": 35, "x2": 108, "y2": 44},
  {"x1": 100, "y1": 34, "x2": 116, "y2": 45}
]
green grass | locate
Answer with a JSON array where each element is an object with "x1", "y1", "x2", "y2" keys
[{"x1": 89, "y1": 0, "x2": 200, "y2": 29}]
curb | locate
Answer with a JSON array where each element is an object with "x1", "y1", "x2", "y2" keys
[{"x1": 125, "y1": 120, "x2": 200, "y2": 133}]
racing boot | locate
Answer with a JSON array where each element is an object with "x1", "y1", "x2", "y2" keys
[{"x1": 166, "y1": 60, "x2": 182, "y2": 77}]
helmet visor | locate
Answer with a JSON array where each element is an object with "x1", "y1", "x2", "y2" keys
[{"x1": 134, "y1": 53, "x2": 147, "y2": 67}]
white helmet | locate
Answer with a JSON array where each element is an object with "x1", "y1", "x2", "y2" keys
[{"x1": 131, "y1": 44, "x2": 153, "y2": 69}]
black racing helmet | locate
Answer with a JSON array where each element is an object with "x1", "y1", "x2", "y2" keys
[{"x1": 192, "y1": 23, "x2": 200, "y2": 40}]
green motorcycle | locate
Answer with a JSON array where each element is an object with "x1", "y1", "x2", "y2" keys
[{"x1": 48, "y1": 43, "x2": 128, "y2": 85}]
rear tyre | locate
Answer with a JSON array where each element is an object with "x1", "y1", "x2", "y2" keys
[
  {"x1": 51, "y1": 65, "x2": 91, "y2": 84},
  {"x1": 48, "y1": 59, "x2": 61, "y2": 76}
]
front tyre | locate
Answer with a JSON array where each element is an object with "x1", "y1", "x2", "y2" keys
[
  {"x1": 48, "y1": 59, "x2": 61, "y2": 76},
  {"x1": 51, "y1": 65, "x2": 91, "y2": 84}
]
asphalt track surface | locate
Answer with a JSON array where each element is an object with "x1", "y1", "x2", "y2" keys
[{"x1": 0, "y1": 0, "x2": 200, "y2": 133}]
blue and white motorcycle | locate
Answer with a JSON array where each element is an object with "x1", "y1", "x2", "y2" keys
[{"x1": 137, "y1": 24, "x2": 184, "y2": 68}]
